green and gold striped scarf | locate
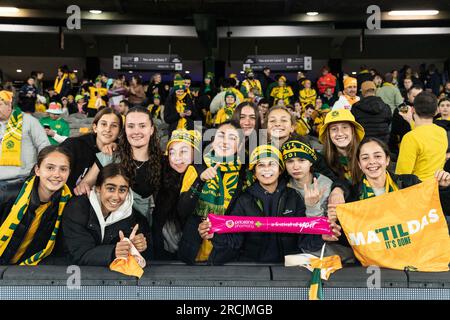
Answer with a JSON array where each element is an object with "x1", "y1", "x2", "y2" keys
[
  {"x1": 0, "y1": 107, "x2": 23, "y2": 167},
  {"x1": 360, "y1": 171, "x2": 398, "y2": 200},
  {"x1": 0, "y1": 176, "x2": 72, "y2": 265}
]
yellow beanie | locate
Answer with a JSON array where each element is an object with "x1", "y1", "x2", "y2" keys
[
  {"x1": 343, "y1": 77, "x2": 357, "y2": 89},
  {"x1": 0, "y1": 90, "x2": 13, "y2": 103}
]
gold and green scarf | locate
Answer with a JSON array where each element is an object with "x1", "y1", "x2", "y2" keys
[
  {"x1": 176, "y1": 93, "x2": 188, "y2": 129},
  {"x1": 0, "y1": 107, "x2": 23, "y2": 167},
  {"x1": 54, "y1": 74, "x2": 68, "y2": 95},
  {"x1": 360, "y1": 171, "x2": 398, "y2": 200},
  {"x1": 0, "y1": 176, "x2": 72, "y2": 265},
  {"x1": 195, "y1": 152, "x2": 241, "y2": 218}
]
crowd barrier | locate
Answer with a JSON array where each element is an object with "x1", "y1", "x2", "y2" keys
[{"x1": 0, "y1": 261, "x2": 448, "y2": 300}]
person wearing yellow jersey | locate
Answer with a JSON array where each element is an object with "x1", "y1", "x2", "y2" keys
[
  {"x1": 214, "y1": 90, "x2": 237, "y2": 125},
  {"x1": 325, "y1": 137, "x2": 450, "y2": 249},
  {"x1": 240, "y1": 68, "x2": 262, "y2": 98},
  {"x1": 396, "y1": 92, "x2": 448, "y2": 181},
  {"x1": 332, "y1": 77, "x2": 360, "y2": 111},
  {"x1": 177, "y1": 122, "x2": 246, "y2": 265},
  {"x1": 87, "y1": 80, "x2": 108, "y2": 118},
  {"x1": 299, "y1": 79, "x2": 317, "y2": 109},
  {"x1": 164, "y1": 75, "x2": 197, "y2": 135},
  {"x1": 270, "y1": 75, "x2": 294, "y2": 106},
  {"x1": 0, "y1": 146, "x2": 72, "y2": 265}
]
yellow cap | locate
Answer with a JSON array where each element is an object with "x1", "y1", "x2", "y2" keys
[{"x1": 318, "y1": 109, "x2": 365, "y2": 144}]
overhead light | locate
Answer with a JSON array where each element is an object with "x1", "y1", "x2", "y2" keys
[
  {"x1": 89, "y1": 10, "x2": 103, "y2": 14},
  {"x1": 16, "y1": 69, "x2": 22, "y2": 73},
  {"x1": 128, "y1": 71, "x2": 133, "y2": 74},
  {"x1": 240, "y1": 71, "x2": 245, "y2": 74},
  {"x1": 73, "y1": 69, "x2": 78, "y2": 73},
  {"x1": 0, "y1": 7, "x2": 19, "y2": 13},
  {"x1": 306, "y1": 12, "x2": 319, "y2": 16},
  {"x1": 388, "y1": 10, "x2": 439, "y2": 16},
  {"x1": 351, "y1": 71, "x2": 357, "y2": 75},
  {"x1": 184, "y1": 71, "x2": 190, "y2": 74}
]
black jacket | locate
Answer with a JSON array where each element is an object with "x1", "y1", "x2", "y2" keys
[
  {"x1": 351, "y1": 95, "x2": 392, "y2": 144},
  {"x1": 61, "y1": 133, "x2": 100, "y2": 191},
  {"x1": 0, "y1": 178, "x2": 63, "y2": 265},
  {"x1": 211, "y1": 180, "x2": 323, "y2": 264},
  {"x1": 177, "y1": 163, "x2": 247, "y2": 265},
  {"x1": 60, "y1": 195, "x2": 150, "y2": 266}
]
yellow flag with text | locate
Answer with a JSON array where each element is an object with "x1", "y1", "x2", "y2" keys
[{"x1": 337, "y1": 179, "x2": 450, "y2": 272}]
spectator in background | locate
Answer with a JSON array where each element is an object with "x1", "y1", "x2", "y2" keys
[
  {"x1": 54, "y1": 65, "x2": 72, "y2": 100},
  {"x1": 87, "y1": 80, "x2": 108, "y2": 118},
  {"x1": 317, "y1": 66, "x2": 337, "y2": 95},
  {"x1": 128, "y1": 76, "x2": 146, "y2": 108},
  {"x1": 148, "y1": 94, "x2": 164, "y2": 121},
  {"x1": 0, "y1": 90, "x2": 50, "y2": 203},
  {"x1": 391, "y1": 70, "x2": 399, "y2": 87},
  {"x1": 352, "y1": 81, "x2": 392, "y2": 144},
  {"x1": 149, "y1": 73, "x2": 166, "y2": 104},
  {"x1": 299, "y1": 79, "x2": 317, "y2": 110},
  {"x1": 373, "y1": 74, "x2": 383, "y2": 89},
  {"x1": 59, "y1": 97, "x2": 70, "y2": 117},
  {"x1": 108, "y1": 79, "x2": 128, "y2": 112},
  {"x1": 440, "y1": 81, "x2": 450, "y2": 99},
  {"x1": 164, "y1": 75, "x2": 197, "y2": 135},
  {"x1": 100, "y1": 73, "x2": 113, "y2": 89},
  {"x1": 18, "y1": 76, "x2": 37, "y2": 113},
  {"x1": 117, "y1": 99, "x2": 129, "y2": 117},
  {"x1": 424, "y1": 64, "x2": 441, "y2": 96},
  {"x1": 356, "y1": 65, "x2": 373, "y2": 91},
  {"x1": 66, "y1": 95, "x2": 77, "y2": 115},
  {"x1": 61, "y1": 163, "x2": 150, "y2": 266},
  {"x1": 270, "y1": 75, "x2": 294, "y2": 107},
  {"x1": 332, "y1": 77, "x2": 359, "y2": 110},
  {"x1": 389, "y1": 85, "x2": 423, "y2": 157},
  {"x1": 396, "y1": 92, "x2": 448, "y2": 181},
  {"x1": 320, "y1": 87, "x2": 337, "y2": 110},
  {"x1": 257, "y1": 98, "x2": 270, "y2": 127},
  {"x1": 400, "y1": 77, "x2": 414, "y2": 100},
  {"x1": 39, "y1": 102, "x2": 70, "y2": 145},
  {"x1": 210, "y1": 78, "x2": 242, "y2": 116},
  {"x1": 376, "y1": 72, "x2": 404, "y2": 113},
  {"x1": 74, "y1": 95, "x2": 86, "y2": 114},
  {"x1": 0, "y1": 145, "x2": 72, "y2": 265},
  {"x1": 259, "y1": 66, "x2": 274, "y2": 99}
]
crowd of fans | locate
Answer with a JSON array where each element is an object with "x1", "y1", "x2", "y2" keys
[{"x1": 0, "y1": 62, "x2": 449, "y2": 267}]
